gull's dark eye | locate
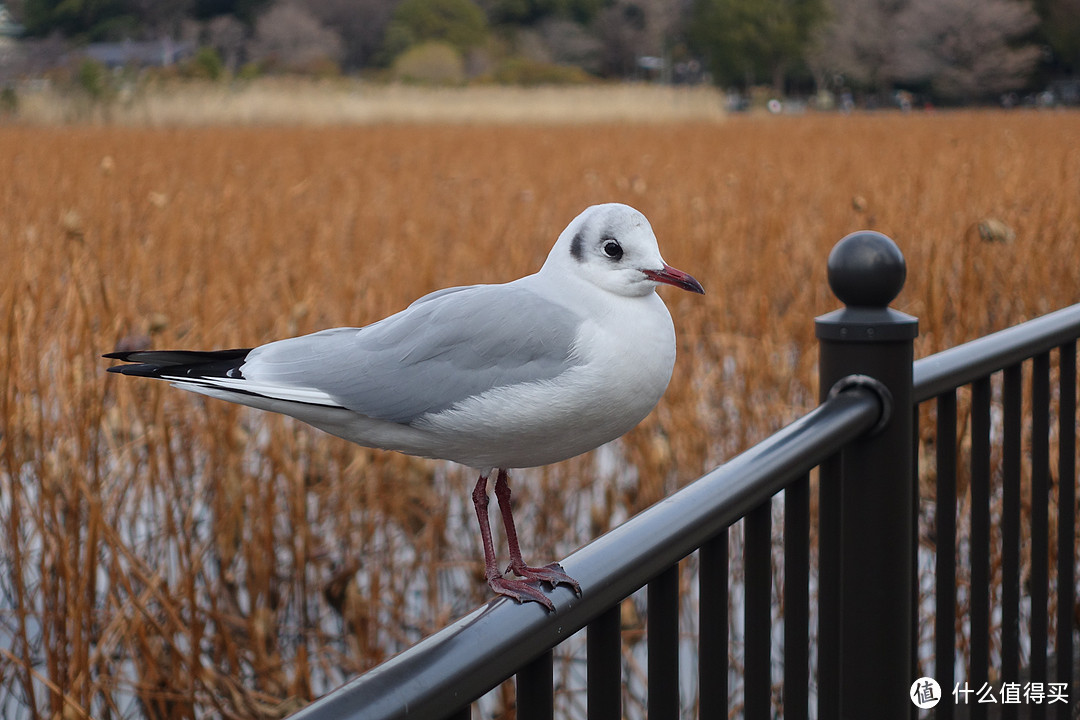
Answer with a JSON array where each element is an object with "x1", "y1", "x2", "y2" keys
[{"x1": 603, "y1": 239, "x2": 623, "y2": 259}]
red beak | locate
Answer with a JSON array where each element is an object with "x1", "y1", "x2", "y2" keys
[{"x1": 643, "y1": 265, "x2": 705, "y2": 294}]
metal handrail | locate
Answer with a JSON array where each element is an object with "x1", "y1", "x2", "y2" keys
[
  {"x1": 912, "y1": 303, "x2": 1080, "y2": 402},
  {"x1": 288, "y1": 386, "x2": 882, "y2": 720}
]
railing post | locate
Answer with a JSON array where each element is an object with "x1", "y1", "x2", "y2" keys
[{"x1": 815, "y1": 232, "x2": 919, "y2": 719}]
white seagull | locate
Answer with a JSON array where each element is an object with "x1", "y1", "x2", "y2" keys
[{"x1": 105, "y1": 203, "x2": 704, "y2": 610}]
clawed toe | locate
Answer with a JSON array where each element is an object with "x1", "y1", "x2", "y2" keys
[
  {"x1": 489, "y1": 577, "x2": 556, "y2": 611},
  {"x1": 487, "y1": 562, "x2": 582, "y2": 610},
  {"x1": 533, "y1": 563, "x2": 582, "y2": 596},
  {"x1": 504, "y1": 561, "x2": 582, "y2": 596}
]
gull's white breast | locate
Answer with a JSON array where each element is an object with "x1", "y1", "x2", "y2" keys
[{"x1": 406, "y1": 289, "x2": 677, "y2": 469}]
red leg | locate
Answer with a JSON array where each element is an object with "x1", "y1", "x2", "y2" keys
[
  {"x1": 494, "y1": 469, "x2": 581, "y2": 596},
  {"x1": 471, "y1": 471, "x2": 557, "y2": 609},
  {"x1": 471, "y1": 473, "x2": 502, "y2": 584}
]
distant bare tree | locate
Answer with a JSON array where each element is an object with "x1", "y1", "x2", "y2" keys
[
  {"x1": 0, "y1": 31, "x2": 67, "y2": 82},
  {"x1": 592, "y1": 0, "x2": 678, "y2": 78},
  {"x1": 592, "y1": 2, "x2": 646, "y2": 77},
  {"x1": 248, "y1": 0, "x2": 343, "y2": 72},
  {"x1": 130, "y1": 0, "x2": 196, "y2": 37},
  {"x1": 535, "y1": 18, "x2": 602, "y2": 71},
  {"x1": 894, "y1": 0, "x2": 1041, "y2": 100},
  {"x1": 637, "y1": 0, "x2": 684, "y2": 50},
  {"x1": 809, "y1": 0, "x2": 910, "y2": 95},
  {"x1": 1039, "y1": 0, "x2": 1080, "y2": 72},
  {"x1": 304, "y1": 0, "x2": 397, "y2": 70},
  {"x1": 207, "y1": 14, "x2": 246, "y2": 72}
]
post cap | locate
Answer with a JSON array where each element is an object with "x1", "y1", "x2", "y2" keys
[
  {"x1": 816, "y1": 231, "x2": 917, "y2": 342},
  {"x1": 828, "y1": 231, "x2": 906, "y2": 308}
]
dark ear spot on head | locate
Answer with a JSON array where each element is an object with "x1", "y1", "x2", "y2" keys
[{"x1": 570, "y1": 230, "x2": 584, "y2": 261}]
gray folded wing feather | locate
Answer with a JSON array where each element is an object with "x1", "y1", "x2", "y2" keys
[{"x1": 243, "y1": 283, "x2": 584, "y2": 424}]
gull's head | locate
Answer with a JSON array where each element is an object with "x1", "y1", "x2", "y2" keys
[{"x1": 543, "y1": 203, "x2": 704, "y2": 298}]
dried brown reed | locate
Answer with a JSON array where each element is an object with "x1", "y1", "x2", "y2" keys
[{"x1": 1, "y1": 110, "x2": 1079, "y2": 717}]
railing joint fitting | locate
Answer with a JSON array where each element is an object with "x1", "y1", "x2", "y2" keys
[{"x1": 828, "y1": 374, "x2": 893, "y2": 436}]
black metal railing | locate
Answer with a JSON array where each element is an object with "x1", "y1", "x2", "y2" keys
[
  {"x1": 288, "y1": 388, "x2": 881, "y2": 720},
  {"x1": 912, "y1": 303, "x2": 1080, "y2": 720},
  {"x1": 288, "y1": 232, "x2": 1080, "y2": 720}
]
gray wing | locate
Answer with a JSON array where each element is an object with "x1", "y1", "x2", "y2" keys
[{"x1": 242, "y1": 283, "x2": 584, "y2": 424}]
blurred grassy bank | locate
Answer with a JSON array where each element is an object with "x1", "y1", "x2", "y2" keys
[{"x1": 4, "y1": 78, "x2": 729, "y2": 125}]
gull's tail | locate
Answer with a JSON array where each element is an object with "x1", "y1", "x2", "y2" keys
[{"x1": 104, "y1": 347, "x2": 344, "y2": 409}]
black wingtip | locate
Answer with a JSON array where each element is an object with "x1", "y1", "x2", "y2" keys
[
  {"x1": 102, "y1": 348, "x2": 253, "y2": 379},
  {"x1": 104, "y1": 362, "x2": 168, "y2": 378},
  {"x1": 103, "y1": 351, "x2": 141, "y2": 374}
]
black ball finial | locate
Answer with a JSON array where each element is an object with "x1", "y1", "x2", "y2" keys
[{"x1": 827, "y1": 231, "x2": 906, "y2": 307}]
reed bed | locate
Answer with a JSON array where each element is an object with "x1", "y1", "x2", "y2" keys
[{"x1": 1, "y1": 111, "x2": 1079, "y2": 718}]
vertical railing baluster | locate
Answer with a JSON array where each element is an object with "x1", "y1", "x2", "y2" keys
[
  {"x1": 970, "y1": 377, "x2": 991, "y2": 720},
  {"x1": 784, "y1": 475, "x2": 810, "y2": 720},
  {"x1": 1002, "y1": 363, "x2": 1022, "y2": 720},
  {"x1": 699, "y1": 531, "x2": 728, "y2": 719},
  {"x1": 817, "y1": 453, "x2": 840, "y2": 720},
  {"x1": 913, "y1": 411, "x2": 921, "y2": 720},
  {"x1": 1031, "y1": 352, "x2": 1051, "y2": 720},
  {"x1": 745, "y1": 500, "x2": 773, "y2": 720},
  {"x1": 648, "y1": 565, "x2": 679, "y2": 720},
  {"x1": 936, "y1": 390, "x2": 958, "y2": 720},
  {"x1": 516, "y1": 650, "x2": 553, "y2": 720},
  {"x1": 587, "y1": 605, "x2": 622, "y2": 720},
  {"x1": 1056, "y1": 342, "x2": 1076, "y2": 720}
]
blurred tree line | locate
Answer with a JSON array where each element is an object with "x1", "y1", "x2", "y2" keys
[{"x1": 3, "y1": 0, "x2": 1078, "y2": 102}]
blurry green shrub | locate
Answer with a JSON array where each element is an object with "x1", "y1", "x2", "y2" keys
[
  {"x1": 237, "y1": 62, "x2": 262, "y2": 81},
  {"x1": 185, "y1": 47, "x2": 225, "y2": 81},
  {"x1": 391, "y1": 41, "x2": 465, "y2": 84},
  {"x1": 0, "y1": 86, "x2": 17, "y2": 116},
  {"x1": 76, "y1": 58, "x2": 111, "y2": 101},
  {"x1": 383, "y1": 0, "x2": 489, "y2": 61},
  {"x1": 490, "y1": 57, "x2": 592, "y2": 85}
]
